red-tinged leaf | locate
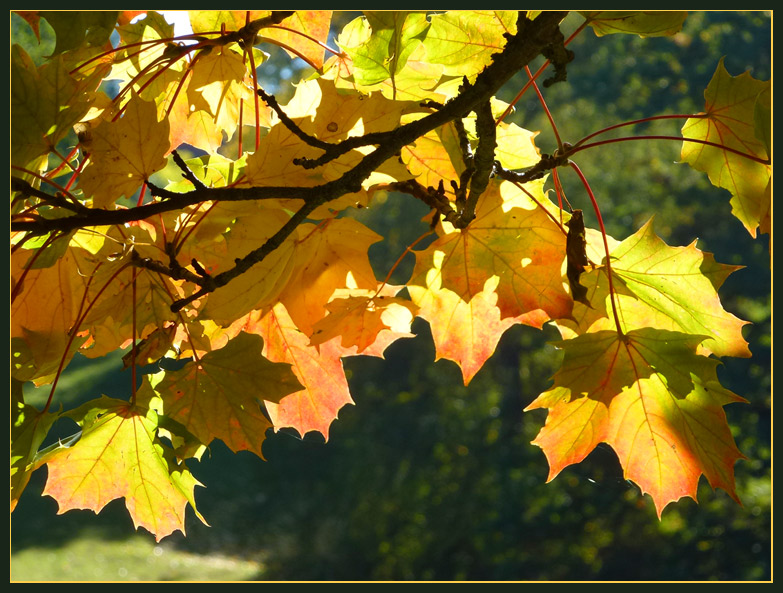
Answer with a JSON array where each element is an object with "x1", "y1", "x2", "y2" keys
[
  {"x1": 78, "y1": 93, "x2": 170, "y2": 208},
  {"x1": 11, "y1": 248, "x2": 86, "y2": 384},
  {"x1": 248, "y1": 303, "x2": 353, "y2": 439},
  {"x1": 408, "y1": 272, "x2": 518, "y2": 385},
  {"x1": 556, "y1": 218, "x2": 750, "y2": 359},
  {"x1": 410, "y1": 179, "x2": 571, "y2": 324},
  {"x1": 12, "y1": 383, "x2": 58, "y2": 510},
  {"x1": 526, "y1": 328, "x2": 746, "y2": 517},
  {"x1": 277, "y1": 217, "x2": 382, "y2": 337},
  {"x1": 42, "y1": 396, "x2": 205, "y2": 541},
  {"x1": 260, "y1": 11, "x2": 333, "y2": 71},
  {"x1": 310, "y1": 286, "x2": 418, "y2": 353},
  {"x1": 681, "y1": 59, "x2": 771, "y2": 237},
  {"x1": 580, "y1": 11, "x2": 687, "y2": 37},
  {"x1": 15, "y1": 11, "x2": 41, "y2": 39},
  {"x1": 143, "y1": 332, "x2": 302, "y2": 456}
]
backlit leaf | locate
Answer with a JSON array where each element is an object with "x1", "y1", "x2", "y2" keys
[
  {"x1": 78, "y1": 93, "x2": 170, "y2": 208},
  {"x1": 526, "y1": 328, "x2": 745, "y2": 517},
  {"x1": 249, "y1": 303, "x2": 354, "y2": 439},
  {"x1": 42, "y1": 396, "x2": 205, "y2": 541},
  {"x1": 144, "y1": 332, "x2": 302, "y2": 456},
  {"x1": 580, "y1": 11, "x2": 687, "y2": 37},
  {"x1": 277, "y1": 217, "x2": 382, "y2": 337},
  {"x1": 411, "y1": 179, "x2": 571, "y2": 324},
  {"x1": 681, "y1": 60, "x2": 771, "y2": 236},
  {"x1": 424, "y1": 11, "x2": 517, "y2": 78},
  {"x1": 11, "y1": 383, "x2": 58, "y2": 510},
  {"x1": 11, "y1": 45, "x2": 94, "y2": 171},
  {"x1": 558, "y1": 218, "x2": 750, "y2": 359}
]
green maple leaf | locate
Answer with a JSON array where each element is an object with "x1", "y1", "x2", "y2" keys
[
  {"x1": 558, "y1": 218, "x2": 750, "y2": 359},
  {"x1": 41, "y1": 396, "x2": 206, "y2": 541},
  {"x1": 341, "y1": 12, "x2": 430, "y2": 98},
  {"x1": 11, "y1": 381, "x2": 58, "y2": 510},
  {"x1": 11, "y1": 45, "x2": 94, "y2": 171},
  {"x1": 423, "y1": 11, "x2": 517, "y2": 79},
  {"x1": 39, "y1": 11, "x2": 119, "y2": 55},
  {"x1": 681, "y1": 59, "x2": 771, "y2": 237},
  {"x1": 580, "y1": 11, "x2": 688, "y2": 37},
  {"x1": 143, "y1": 332, "x2": 302, "y2": 457},
  {"x1": 526, "y1": 328, "x2": 746, "y2": 517}
]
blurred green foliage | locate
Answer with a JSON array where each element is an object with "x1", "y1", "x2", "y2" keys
[{"x1": 12, "y1": 11, "x2": 770, "y2": 581}]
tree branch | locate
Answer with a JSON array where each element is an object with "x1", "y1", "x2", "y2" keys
[{"x1": 14, "y1": 11, "x2": 570, "y2": 307}]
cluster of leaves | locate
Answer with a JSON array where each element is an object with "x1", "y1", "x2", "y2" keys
[{"x1": 11, "y1": 10, "x2": 770, "y2": 541}]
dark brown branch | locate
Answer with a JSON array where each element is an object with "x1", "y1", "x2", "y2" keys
[
  {"x1": 384, "y1": 179, "x2": 462, "y2": 227},
  {"x1": 171, "y1": 150, "x2": 206, "y2": 190},
  {"x1": 494, "y1": 148, "x2": 571, "y2": 186},
  {"x1": 257, "y1": 87, "x2": 333, "y2": 151},
  {"x1": 461, "y1": 100, "x2": 496, "y2": 226},
  {"x1": 14, "y1": 11, "x2": 570, "y2": 308},
  {"x1": 541, "y1": 25, "x2": 574, "y2": 88},
  {"x1": 12, "y1": 176, "x2": 90, "y2": 216}
]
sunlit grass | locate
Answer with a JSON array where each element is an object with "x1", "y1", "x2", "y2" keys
[{"x1": 11, "y1": 530, "x2": 264, "y2": 582}]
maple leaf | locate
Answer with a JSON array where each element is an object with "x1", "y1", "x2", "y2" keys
[
  {"x1": 78, "y1": 93, "x2": 170, "y2": 208},
  {"x1": 197, "y1": 204, "x2": 296, "y2": 325},
  {"x1": 11, "y1": 45, "x2": 94, "y2": 171},
  {"x1": 493, "y1": 121, "x2": 541, "y2": 171},
  {"x1": 326, "y1": 21, "x2": 445, "y2": 102},
  {"x1": 310, "y1": 285, "x2": 418, "y2": 353},
  {"x1": 11, "y1": 382, "x2": 58, "y2": 510},
  {"x1": 557, "y1": 218, "x2": 750, "y2": 359},
  {"x1": 408, "y1": 271, "x2": 519, "y2": 385},
  {"x1": 110, "y1": 11, "x2": 176, "y2": 86},
  {"x1": 342, "y1": 11, "x2": 430, "y2": 99},
  {"x1": 142, "y1": 332, "x2": 302, "y2": 456},
  {"x1": 580, "y1": 11, "x2": 688, "y2": 37},
  {"x1": 244, "y1": 78, "x2": 410, "y2": 208},
  {"x1": 401, "y1": 120, "x2": 466, "y2": 198},
  {"x1": 42, "y1": 396, "x2": 206, "y2": 541},
  {"x1": 67, "y1": 225, "x2": 181, "y2": 359},
  {"x1": 681, "y1": 59, "x2": 771, "y2": 237},
  {"x1": 247, "y1": 303, "x2": 353, "y2": 439},
  {"x1": 526, "y1": 328, "x2": 746, "y2": 517},
  {"x1": 277, "y1": 217, "x2": 382, "y2": 337},
  {"x1": 410, "y1": 179, "x2": 572, "y2": 324},
  {"x1": 11, "y1": 248, "x2": 86, "y2": 384},
  {"x1": 259, "y1": 11, "x2": 333, "y2": 71},
  {"x1": 38, "y1": 11, "x2": 118, "y2": 55},
  {"x1": 186, "y1": 47, "x2": 253, "y2": 141},
  {"x1": 424, "y1": 11, "x2": 517, "y2": 79}
]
